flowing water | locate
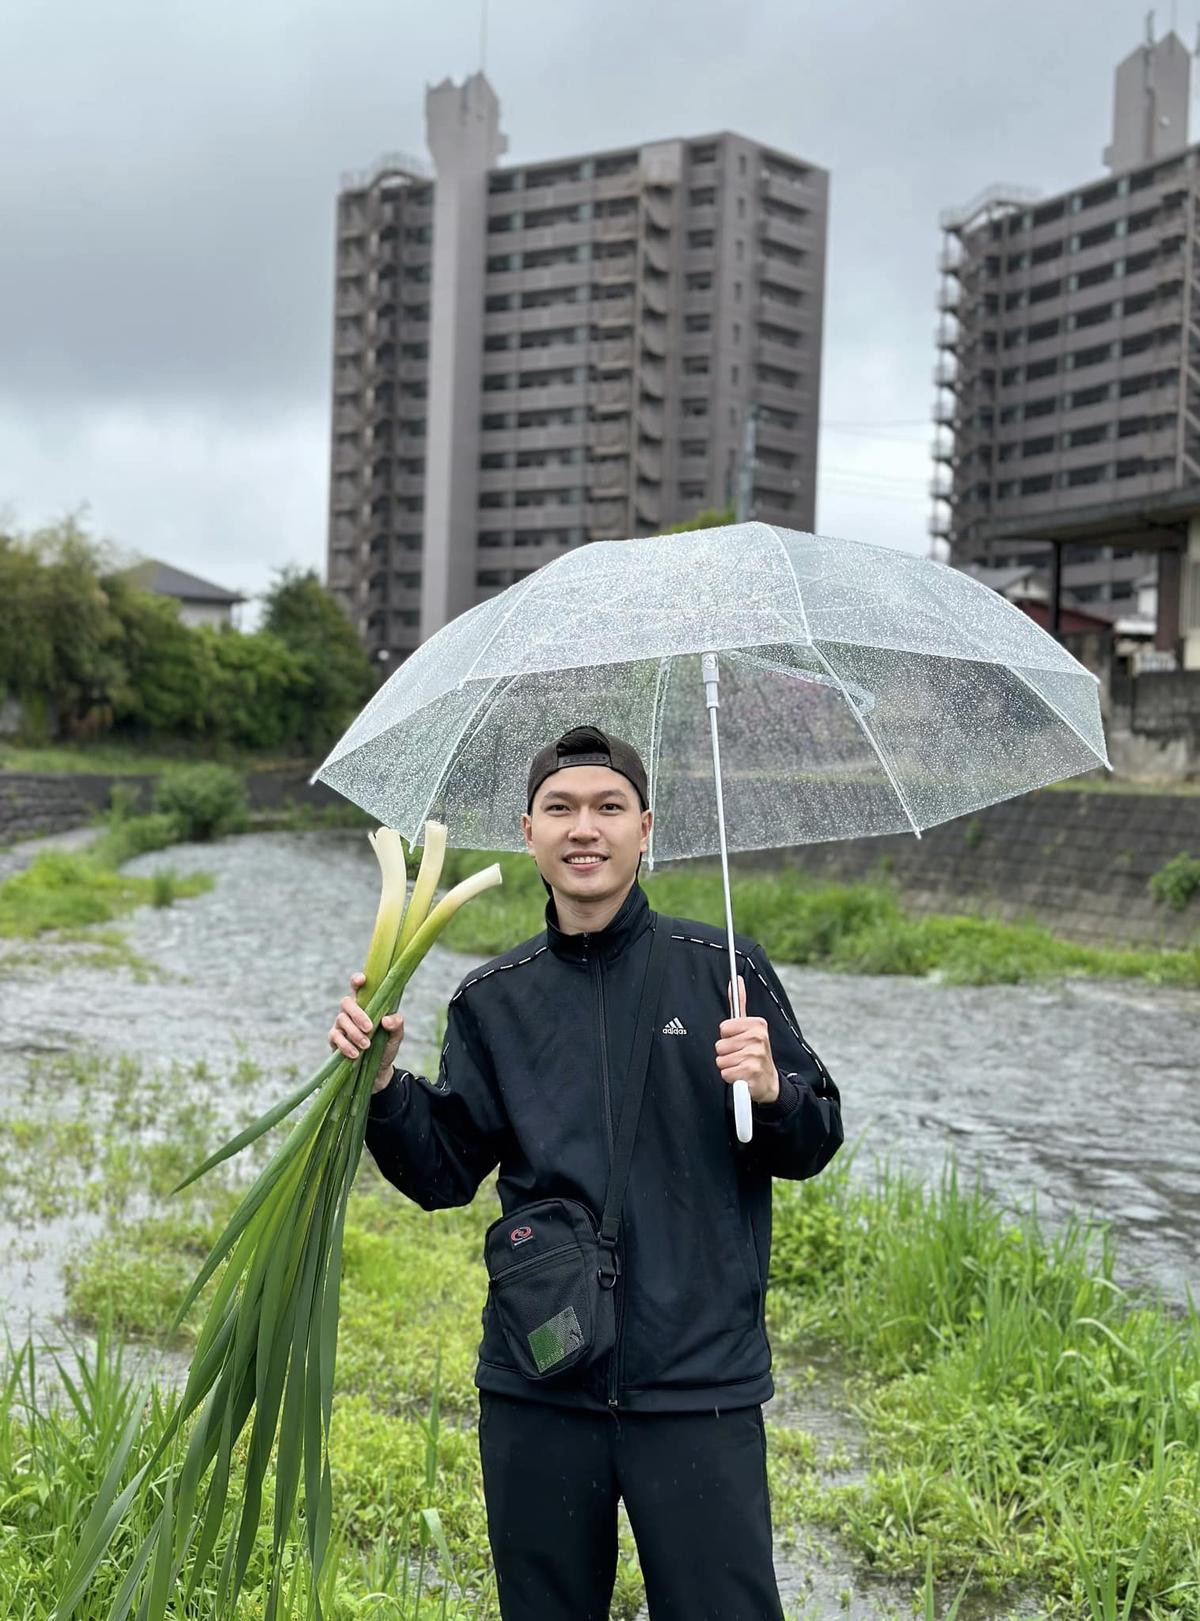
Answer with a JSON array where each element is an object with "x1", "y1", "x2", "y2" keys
[{"x1": 0, "y1": 828, "x2": 1195, "y2": 1618}]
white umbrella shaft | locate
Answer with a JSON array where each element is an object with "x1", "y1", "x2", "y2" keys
[{"x1": 701, "y1": 654, "x2": 753, "y2": 1145}]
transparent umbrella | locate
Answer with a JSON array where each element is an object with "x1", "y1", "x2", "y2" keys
[{"x1": 313, "y1": 521, "x2": 1109, "y2": 1140}]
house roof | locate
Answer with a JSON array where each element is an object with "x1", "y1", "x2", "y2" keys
[
  {"x1": 962, "y1": 563, "x2": 1047, "y2": 595},
  {"x1": 124, "y1": 559, "x2": 245, "y2": 605},
  {"x1": 1012, "y1": 596, "x2": 1119, "y2": 634}
]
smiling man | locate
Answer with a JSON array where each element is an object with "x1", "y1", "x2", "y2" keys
[{"x1": 331, "y1": 723, "x2": 843, "y2": 1621}]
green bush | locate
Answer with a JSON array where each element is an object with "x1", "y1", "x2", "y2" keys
[
  {"x1": 152, "y1": 764, "x2": 248, "y2": 841},
  {"x1": 91, "y1": 812, "x2": 181, "y2": 868},
  {"x1": 1149, "y1": 851, "x2": 1200, "y2": 912}
]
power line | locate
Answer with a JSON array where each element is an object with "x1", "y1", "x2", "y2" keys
[{"x1": 821, "y1": 417, "x2": 931, "y2": 429}]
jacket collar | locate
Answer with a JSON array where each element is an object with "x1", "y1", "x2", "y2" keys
[{"x1": 546, "y1": 879, "x2": 652, "y2": 964}]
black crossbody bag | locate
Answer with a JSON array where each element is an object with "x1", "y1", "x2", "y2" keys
[{"x1": 482, "y1": 916, "x2": 671, "y2": 1382}]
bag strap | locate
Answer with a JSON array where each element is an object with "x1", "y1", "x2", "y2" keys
[{"x1": 598, "y1": 914, "x2": 672, "y2": 1258}]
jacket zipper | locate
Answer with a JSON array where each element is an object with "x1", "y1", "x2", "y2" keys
[{"x1": 589, "y1": 945, "x2": 625, "y2": 1411}]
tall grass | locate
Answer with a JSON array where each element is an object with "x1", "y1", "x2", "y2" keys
[
  {"x1": 435, "y1": 849, "x2": 1200, "y2": 988},
  {"x1": 770, "y1": 1159, "x2": 1200, "y2": 1614},
  {"x1": 0, "y1": 1325, "x2": 486, "y2": 1621}
]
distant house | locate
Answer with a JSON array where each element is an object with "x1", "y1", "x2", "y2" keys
[{"x1": 123, "y1": 560, "x2": 246, "y2": 631}]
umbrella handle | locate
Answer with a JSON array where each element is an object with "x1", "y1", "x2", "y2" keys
[
  {"x1": 704, "y1": 651, "x2": 753, "y2": 1146},
  {"x1": 733, "y1": 1080, "x2": 753, "y2": 1144}
]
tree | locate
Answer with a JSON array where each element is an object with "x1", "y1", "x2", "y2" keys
[
  {"x1": 658, "y1": 505, "x2": 735, "y2": 536},
  {"x1": 260, "y1": 568, "x2": 374, "y2": 753}
]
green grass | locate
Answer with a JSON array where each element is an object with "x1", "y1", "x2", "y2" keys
[
  {"x1": 8, "y1": 1042, "x2": 1200, "y2": 1616},
  {"x1": 435, "y1": 849, "x2": 1200, "y2": 988},
  {"x1": 0, "y1": 844, "x2": 211, "y2": 940},
  {"x1": 0, "y1": 740, "x2": 310, "y2": 775}
]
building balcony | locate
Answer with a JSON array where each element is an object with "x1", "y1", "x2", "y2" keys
[
  {"x1": 594, "y1": 213, "x2": 639, "y2": 244},
  {"x1": 487, "y1": 263, "x2": 587, "y2": 299},
  {"x1": 641, "y1": 279, "x2": 670, "y2": 316},
  {"x1": 596, "y1": 337, "x2": 634, "y2": 368},
  {"x1": 936, "y1": 284, "x2": 960, "y2": 314},
  {"x1": 758, "y1": 213, "x2": 816, "y2": 255},
  {"x1": 594, "y1": 252, "x2": 639, "y2": 283},
  {"x1": 593, "y1": 378, "x2": 633, "y2": 409},
  {"x1": 636, "y1": 402, "x2": 665, "y2": 441},
  {"x1": 592, "y1": 418, "x2": 629, "y2": 451},
  {"x1": 751, "y1": 379, "x2": 804, "y2": 416},
  {"x1": 588, "y1": 459, "x2": 629, "y2": 491},
  {"x1": 643, "y1": 194, "x2": 675, "y2": 233},
  {"x1": 592, "y1": 295, "x2": 635, "y2": 325},
  {"x1": 509, "y1": 464, "x2": 586, "y2": 492},
  {"x1": 756, "y1": 336, "x2": 804, "y2": 376},
  {"x1": 591, "y1": 505, "x2": 630, "y2": 539},
  {"x1": 636, "y1": 446, "x2": 663, "y2": 481},
  {"x1": 760, "y1": 170, "x2": 820, "y2": 211},
  {"x1": 512, "y1": 221, "x2": 591, "y2": 255},
  {"x1": 646, "y1": 239, "x2": 676, "y2": 276},
  {"x1": 931, "y1": 434, "x2": 955, "y2": 464}
]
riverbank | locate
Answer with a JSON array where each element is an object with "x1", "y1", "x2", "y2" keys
[
  {"x1": 435, "y1": 847, "x2": 1200, "y2": 988},
  {"x1": 1, "y1": 829, "x2": 1198, "y2": 1616}
]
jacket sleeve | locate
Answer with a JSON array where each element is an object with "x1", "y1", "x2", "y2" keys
[
  {"x1": 363, "y1": 988, "x2": 508, "y2": 1211},
  {"x1": 736, "y1": 944, "x2": 843, "y2": 1181}
]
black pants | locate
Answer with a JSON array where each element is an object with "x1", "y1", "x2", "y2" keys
[{"x1": 477, "y1": 1391, "x2": 785, "y2": 1621}]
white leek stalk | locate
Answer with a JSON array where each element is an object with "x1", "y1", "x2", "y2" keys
[
  {"x1": 394, "y1": 821, "x2": 448, "y2": 957},
  {"x1": 361, "y1": 827, "x2": 410, "y2": 1000}
]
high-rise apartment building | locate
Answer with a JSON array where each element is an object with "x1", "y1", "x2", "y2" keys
[
  {"x1": 327, "y1": 74, "x2": 828, "y2": 664},
  {"x1": 932, "y1": 28, "x2": 1200, "y2": 665}
]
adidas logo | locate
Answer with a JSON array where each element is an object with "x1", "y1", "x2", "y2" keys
[{"x1": 661, "y1": 1016, "x2": 688, "y2": 1036}]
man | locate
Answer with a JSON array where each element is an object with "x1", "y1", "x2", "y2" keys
[{"x1": 330, "y1": 724, "x2": 842, "y2": 1620}]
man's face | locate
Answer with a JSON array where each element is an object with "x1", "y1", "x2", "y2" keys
[{"x1": 521, "y1": 764, "x2": 652, "y2": 907}]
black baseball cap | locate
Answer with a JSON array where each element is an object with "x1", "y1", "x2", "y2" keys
[{"x1": 526, "y1": 725, "x2": 649, "y2": 813}]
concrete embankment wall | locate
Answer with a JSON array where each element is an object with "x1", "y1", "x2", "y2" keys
[
  {"x1": 3, "y1": 770, "x2": 1199, "y2": 950},
  {"x1": 0, "y1": 770, "x2": 347, "y2": 844},
  {"x1": 731, "y1": 787, "x2": 1200, "y2": 949}
]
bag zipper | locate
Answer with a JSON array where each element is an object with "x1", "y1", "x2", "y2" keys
[{"x1": 491, "y1": 1241, "x2": 577, "y2": 1285}]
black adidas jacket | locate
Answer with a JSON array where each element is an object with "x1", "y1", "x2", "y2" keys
[{"x1": 364, "y1": 880, "x2": 843, "y2": 1413}]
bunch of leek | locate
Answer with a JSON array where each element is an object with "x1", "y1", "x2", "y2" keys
[{"x1": 54, "y1": 823, "x2": 500, "y2": 1621}]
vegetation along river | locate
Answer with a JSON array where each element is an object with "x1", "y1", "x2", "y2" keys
[{"x1": 0, "y1": 828, "x2": 1195, "y2": 1343}]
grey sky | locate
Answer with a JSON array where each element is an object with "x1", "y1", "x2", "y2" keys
[{"x1": 1, "y1": 0, "x2": 1189, "y2": 613}]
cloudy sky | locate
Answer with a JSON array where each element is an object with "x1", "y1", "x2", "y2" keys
[{"x1": 1, "y1": 0, "x2": 1191, "y2": 616}]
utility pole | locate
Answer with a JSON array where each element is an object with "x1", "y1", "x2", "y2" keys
[{"x1": 735, "y1": 405, "x2": 758, "y2": 523}]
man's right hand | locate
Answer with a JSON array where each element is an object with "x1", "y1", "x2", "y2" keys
[{"x1": 329, "y1": 972, "x2": 405, "y2": 1093}]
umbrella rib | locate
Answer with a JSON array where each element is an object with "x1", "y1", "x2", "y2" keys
[
  {"x1": 909, "y1": 568, "x2": 1108, "y2": 768},
  {"x1": 762, "y1": 524, "x2": 922, "y2": 840},
  {"x1": 406, "y1": 672, "x2": 515, "y2": 845},
  {"x1": 645, "y1": 656, "x2": 672, "y2": 871},
  {"x1": 810, "y1": 645, "x2": 923, "y2": 839}
]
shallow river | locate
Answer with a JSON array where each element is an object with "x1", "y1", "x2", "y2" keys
[
  {"x1": 1, "y1": 828, "x2": 1195, "y2": 1619},
  {"x1": 1, "y1": 828, "x2": 1196, "y2": 1332}
]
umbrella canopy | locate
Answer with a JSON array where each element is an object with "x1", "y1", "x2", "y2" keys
[{"x1": 313, "y1": 522, "x2": 1108, "y2": 866}]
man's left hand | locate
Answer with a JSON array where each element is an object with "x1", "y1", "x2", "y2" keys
[{"x1": 715, "y1": 976, "x2": 779, "y2": 1105}]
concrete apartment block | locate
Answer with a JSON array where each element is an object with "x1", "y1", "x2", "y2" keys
[
  {"x1": 327, "y1": 74, "x2": 828, "y2": 664},
  {"x1": 932, "y1": 30, "x2": 1200, "y2": 665}
]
